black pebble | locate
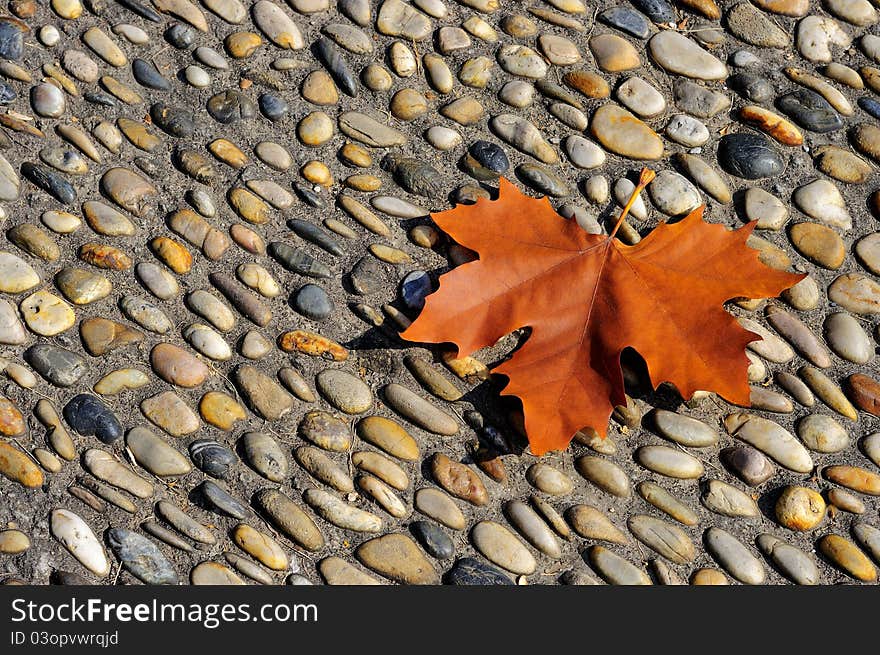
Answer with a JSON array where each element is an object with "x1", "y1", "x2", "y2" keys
[{"x1": 63, "y1": 394, "x2": 123, "y2": 444}]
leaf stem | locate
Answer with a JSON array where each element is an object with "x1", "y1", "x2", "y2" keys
[{"x1": 609, "y1": 168, "x2": 656, "y2": 241}]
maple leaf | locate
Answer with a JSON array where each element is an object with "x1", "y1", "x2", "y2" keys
[{"x1": 401, "y1": 170, "x2": 805, "y2": 456}]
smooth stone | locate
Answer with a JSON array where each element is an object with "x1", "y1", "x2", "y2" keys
[
  {"x1": 141, "y1": 391, "x2": 200, "y2": 437},
  {"x1": 765, "y1": 305, "x2": 832, "y2": 367},
  {"x1": 729, "y1": 73, "x2": 774, "y2": 103},
  {"x1": 856, "y1": 233, "x2": 880, "y2": 275},
  {"x1": 232, "y1": 524, "x2": 287, "y2": 571},
  {"x1": 304, "y1": 488, "x2": 382, "y2": 532},
  {"x1": 862, "y1": 433, "x2": 880, "y2": 467},
  {"x1": 185, "y1": 290, "x2": 236, "y2": 332},
  {"x1": 489, "y1": 114, "x2": 557, "y2": 164},
  {"x1": 356, "y1": 534, "x2": 438, "y2": 584},
  {"x1": 563, "y1": 135, "x2": 606, "y2": 169},
  {"x1": 199, "y1": 480, "x2": 250, "y2": 519},
  {"x1": 339, "y1": 112, "x2": 407, "y2": 147},
  {"x1": 818, "y1": 534, "x2": 877, "y2": 581},
  {"x1": 505, "y1": 500, "x2": 561, "y2": 558},
  {"x1": 206, "y1": 90, "x2": 256, "y2": 124},
  {"x1": 101, "y1": 167, "x2": 155, "y2": 217},
  {"x1": 298, "y1": 411, "x2": 352, "y2": 452},
  {"x1": 775, "y1": 485, "x2": 826, "y2": 530},
  {"x1": 431, "y1": 453, "x2": 488, "y2": 506},
  {"x1": 705, "y1": 527, "x2": 765, "y2": 584},
  {"x1": 318, "y1": 558, "x2": 381, "y2": 585},
  {"x1": 251, "y1": 0, "x2": 303, "y2": 49},
  {"x1": 471, "y1": 521, "x2": 536, "y2": 575},
  {"x1": 0, "y1": 530, "x2": 29, "y2": 554},
  {"x1": 800, "y1": 366, "x2": 858, "y2": 419},
  {"x1": 356, "y1": 416, "x2": 419, "y2": 460},
  {"x1": 296, "y1": 446, "x2": 353, "y2": 492},
  {"x1": 852, "y1": 523, "x2": 880, "y2": 564},
  {"x1": 23, "y1": 344, "x2": 83, "y2": 389},
  {"x1": 411, "y1": 521, "x2": 454, "y2": 560},
  {"x1": 673, "y1": 79, "x2": 731, "y2": 118},
  {"x1": 447, "y1": 557, "x2": 514, "y2": 585},
  {"x1": 240, "y1": 433, "x2": 287, "y2": 482},
  {"x1": 589, "y1": 34, "x2": 640, "y2": 72},
  {"x1": 590, "y1": 104, "x2": 663, "y2": 160},
  {"x1": 653, "y1": 410, "x2": 718, "y2": 447},
  {"x1": 628, "y1": 515, "x2": 695, "y2": 564},
  {"x1": 796, "y1": 16, "x2": 852, "y2": 63},
  {"x1": 525, "y1": 463, "x2": 573, "y2": 496},
  {"x1": 575, "y1": 456, "x2": 631, "y2": 497},
  {"x1": 589, "y1": 546, "x2": 651, "y2": 585},
  {"x1": 189, "y1": 440, "x2": 236, "y2": 479},
  {"x1": 637, "y1": 482, "x2": 699, "y2": 526},
  {"x1": 724, "y1": 413, "x2": 813, "y2": 473},
  {"x1": 184, "y1": 324, "x2": 231, "y2": 361},
  {"x1": 0, "y1": 441, "x2": 42, "y2": 488},
  {"x1": 383, "y1": 383, "x2": 458, "y2": 435},
  {"x1": 797, "y1": 414, "x2": 849, "y2": 453},
  {"x1": 496, "y1": 44, "x2": 548, "y2": 79},
  {"x1": 566, "y1": 505, "x2": 628, "y2": 543},
  {"x1": 636, "y1": 446, "x2": 704, "y2": 479},
  {"x1": 235, "y1": 365, "x2": 294, "y2": 421},
  {"x1": 721, "y1": 445, "x2": 775, "y2": 486},
  {"x1": 718, "y1": 133, "x2": 784, "y2": 179},
  {"x1": 824, "y1": 463, "x2": 880, "y2": 495},
  {"x1": 599, "y1": 6, "x2": 650, "y2": 38},
  {"x1": 828, "y1": 489, "x2": 865, "y2": 514},
  {"x1": 126, "y1": 427, "x2": 190, "y2": 477},
  {"x1": 255, "y1": 490, "x2": 324, "y2": 551},
  {"x1": 756, "y1": 534, "x2": 820, "y2": 585},
  {"x1": 744, "y1": 188, "x2": 788, "y2": 230},
  {"x1": 648, "y1": 170, "x2": 700, "y2": 216},
  {"x1": 777, "y1": 89, "x2": 843, "y2": 133},
  {"x1": 190, "y1": 562, "x2": 245, "y2": 585},
  {"x1": 828, "y1": 274, "x2": 880, "y2": 314},
  {"x1": 50, "y1": 510, "x2": 109, "y2": 577},
  {"x1": 701, "y1": 479, "x2": 760, "y2": 517},
  {"x1": 414, "y1": 488, "x2": 466, "y2": 530},
  {"x1": 649, "y1": 31, "x2": 727, "y2": 79},
  {"x1": 150, "y1": 343, "x2": 208, "y2": 388},
  {"x1": 83, "y1": 448, "x2": 152, "y2": 498},
  {"x1": 107, "y1": 529, "x2": 177, "y2": 585}
]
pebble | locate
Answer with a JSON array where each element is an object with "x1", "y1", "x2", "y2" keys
[
  {"x1": 590, "y1": 104, "x2": 663, "y2": 160},
  {"x1": 107, "y1": 529, "x2": 177, "y2": 585},
  {"x1": 828, "y1": 273, "x2": 880, "y2": 314},
  {"x1": 718, "y1": 133, "x2": 784, "y2": 179},
  {"x1": 775, "y1": 485, "x2": 826, "y2": 530},
  {"x1": 702, "y1": 479, "x2": 760, "y2": 518},
  {"x1": 666, "y1": 114, "x2": 709, "y2": 147},
  {"x1": 636, "y1": 445, "x2": 704, "y2": 479},
  {"x1": 756, "y1": 534, "x2": 820, "y2": 585},
  {"x1": 447, "y1": 557, "x2": 514, "y2": 585},
  {"x1": 356, "y1": 534, "x2": 438, "y2": 584},
  {"x1": 304, "y1": 488, "x2": 383, "y2": 532},
  {"x1": 566, "y1": 505, "x2": 628, "y2": 543},
  {"x1": 0, "y1": 530, "x2": 29, "y2": 554},
  {"x1": 431, "y1": 453, "x2": 488, "y2": 506},
  {"x1": 589, "y1": 34, "x2": 640, "y2": 72},
  {"x1": 797, "y1": 414, "x2": 849, "y2": 452},
  {"x1": 824, "y1": 464, "x2": 880, "y2": 495},
  {"x1": 818, "y1": 534, "x2": 877, "y2": 581},
  {"x1": 576, "y1": 456, "x2": 631, "y2": 497},
  {"x1": 588, "y1": 546, "x2": 651, "y2": 585},
  {"x1": 255, "y1": 489, "x2": 323, "y2": 551},
  {"x1": 704, "y1": 527, "x2": 766, "y2": 584},
  {"x1": 471, "y1": 521, "x2": 536, "y2": 575},
  {"x1": 721, "y1": 446, "x2": 775, "y2": 486},
  {"x1": 296, "y1": 446, "x2": 353, "y2": 492},
  {"x1": 141, "y1": 391, "x2": 200, "y2": 437},
  {"x1": 724, "y1": 413, "x2": 813, "y2": 473},
  {"x1": 414, "y1": 487, "x2": 466, "y2": 530},
  {"x1": 628, "y1": 515, "x2": 695, "y2": 564},
  {"x1": 190, "y1": 562, "x2": 245, "y2": 585},
  {"x1": 126, "y1": 427, "x2": 191, "y2": 477},
  {"x1": 383, "y1": 383, "x2": 458, "y2": 435},
  {"x1": 50, "y1": 510, "x2": 109, "y2": 577},
  {"x1": 650, "y1": 31, "x2": 727, "y2": 80},
  {"x1": 232, "y1": 524, "x2": 287, "y2": 571},
  {"x1": 0, "y1": 441, "x2": 43, "y2": 488},
  {"x1": 299, "y1": 411, "x2": 352, "y2": 452}
]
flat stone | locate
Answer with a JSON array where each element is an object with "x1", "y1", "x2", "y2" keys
[
  {"x1": 724, "y1": 413, "x2": 813, "y2": 473},
  {"x1": 704, "y1": 527, "x2": 765, "y2": 584},
  {"x1": 471, "y1": 520, "x2": 536, "y2": 575},
  {"x1": 588, "y1": 546, "x2": 651, "y2": 585},
  {"x1": 718, "y1": 133, "x2": 784, "y2": 179},
  {"x1": 50, "y1": 510, "x2": 109, "y2": 577},
  {"x1": 232, "y1": 524, "x2": 287, "y2": 570},
  {"x1": 797, "y1": 414, "x2": 849, "y2": 452},
  {"x1": 566, "y1": 504, "x2": 628, "y2": 543},
  {"x1": 25, "y1": 344, "x2": 85, "y2": 387},
  {"x1": 414, "y1": 487, "x2": 466, "y2": 530},
  {"x1": 141, "y1": 391, "x2": 200, "y2": 437},
  {"x1": 590, "y1": 104, "x2": 663, "y2": 160},
  {"x1": 255, "y1": 489, "x2": 324, "y2": 551},
  {"x1": 431, "y1": 452, "x2": 488, "y2": 505},
  {"x1": 356, "y1": 416, "x2": 419, "y2": 460},
  {"x1": 828, "y1": 274, "x2": 880, "y2": 314},
  {"x1": 356, "y1": 534, "x2": 439, "y2": 584},
  {"x1": 126, "y1": 426, "x2": 191, "y2": 476},
  {"x1": 299, "y1": 410, "x2": 352, "y2": 451},
  {"x1": 576, "y1": 456, "x2": 631, "y2": 497},
  {"x1": 234, "y1": 365, "x2": 294, "y2": 421},
  {"x1": 304, "y1": 488, "x2": 383, "y2": 532},
  {"x1": 649, "y1": 30, "x2": 727, "y2": 79},
  {"x1": 107, "y1": 528, "x2": 177, "y2": 584},
  {"x1": 150, "y1": 343, "x2": 208, "y2": 387},
  {"x1": 190, "y1": 562, "x2": 245, "y2": 585},
  {"x1": 818, "y1": 534, "x2": 877, "y2": 581},
  {"x1": 20, "y1": 290, "x2": 75, "y2": 336},
  {"x1": 240, "y1": 432, "x2": 287, "y2": 482},
  {"x1": 0, "y1": 440, "x2": 43, "y2": 488},
  {"x1": 756, "y1": 534, "x2": 820, "y2": 585},
  {"x1": 637, "y1": 446, "x2": 704, "y2": 478}
]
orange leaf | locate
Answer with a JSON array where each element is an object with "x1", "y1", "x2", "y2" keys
[{"x1": 401, "y1": 175, "x2": 804, "y2": 456}]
